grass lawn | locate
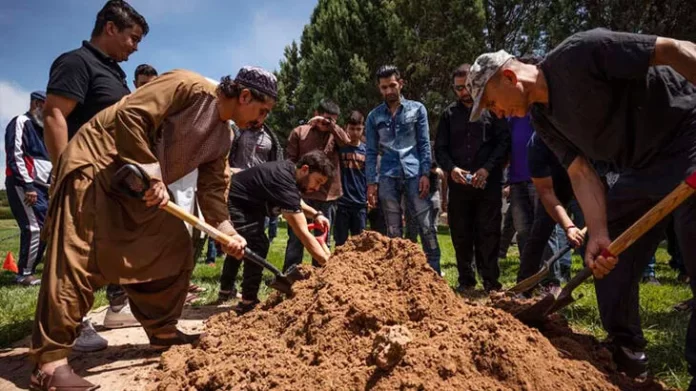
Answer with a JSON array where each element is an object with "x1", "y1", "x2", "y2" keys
[{"x1": 0, "y1": 219, "x2": 691, "y2": 389}]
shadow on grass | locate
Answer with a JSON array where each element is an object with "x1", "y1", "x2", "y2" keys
[{"x1": 0, "y1": 320, "x2": 33, "y2": 349}]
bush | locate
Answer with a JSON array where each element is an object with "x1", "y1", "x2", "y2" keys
[{"x1": 0, "y1": 207, "x2": 14, "y2": 220}]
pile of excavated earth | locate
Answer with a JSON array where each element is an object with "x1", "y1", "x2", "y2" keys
[{"x1": 151, "y1": 232, "x2": 672, "y2": 390}]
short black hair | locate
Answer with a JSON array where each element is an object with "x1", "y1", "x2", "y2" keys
[
  {"x1": 218, "y1": 75, "x2": 273, "y2": 102},
  {"x1": 452, "y1": 63, "x2": 471, "y2": 80},
  {"x1": 91, "y1": 0, "x2": 149, "y2": 38},
  {"x1": 518, "y1": 55, "x2": 542, "y2": 65},
  {"x1": 317, "y1": 99, "x2": 340, "y2": 116},
  {"x1": 376, "y1": 65, "x2": 400, "y2": 81},
  {"x1": 297, "y1": 150, "x2": 334, "y2": 180},
  {"x1": 134, "y1": 64, "x2": 157, "y2": 79},
  {"x1": 346, "y1": 110, "x2": 364, "y2": 126}
]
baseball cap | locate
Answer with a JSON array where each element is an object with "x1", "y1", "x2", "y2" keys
[
  {"x1": 466, "y1": 50, "x2": 514, "y2": 122},
  {"x1": 30, "y1": 91, "x2": 46, "y2": 102}
]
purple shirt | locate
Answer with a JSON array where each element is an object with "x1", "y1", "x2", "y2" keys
[{"x1": 507, "y1": 114, "x2": 534, "y2": 183}]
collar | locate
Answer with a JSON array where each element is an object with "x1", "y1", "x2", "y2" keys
[{"x1": 82, "y1": 40, "x2": 127, "y2": 79}]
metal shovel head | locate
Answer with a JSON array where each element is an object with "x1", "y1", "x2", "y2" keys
[
  {"x1": 513, "y1": 293, "x2": 557, "y2": 326},
  {"x1": 267, "y1": 264, "x2": 305, "y2": 296},
  {"x1": 113, "y1": 163, "x2": 150, "y2": 198}
]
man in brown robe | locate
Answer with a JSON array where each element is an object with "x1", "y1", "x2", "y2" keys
[{"x1": 29, "y1": 66, "x2": 277, "y2": 391}]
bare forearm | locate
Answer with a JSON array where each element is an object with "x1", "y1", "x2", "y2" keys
[
  {"x1": 300, "y1": 199, "x2": 318, "y2": 219},
  {"x1": 568, "y1": 158, "x2": 608, "y2": 237},
  {"x1": 44, "y1": 112, "x2": 69, "y2": 166},
  {"x1": 539, "y1": 191, "x2": 574, "y2": 229},
  {"x1": 653, "y1": 37, "x2": 696, "y2": 85}
]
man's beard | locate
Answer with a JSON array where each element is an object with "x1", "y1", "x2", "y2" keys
[
  {"x1": 459, "y1": 96, "x2": 473, "y2": 106},
  {"x1": 385, "y1": 94, "x2": 399, "y2": 104},
  {"x1": 31, "y1": 108, "x2": 44, "y2": 128},
  {"x1": 297, "y1": 175, "x2": 310, "y2": 193}
]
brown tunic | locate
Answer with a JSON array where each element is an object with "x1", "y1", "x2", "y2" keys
[{"x1": 46, "y1": 69, "x2": 233, "y2": 284}]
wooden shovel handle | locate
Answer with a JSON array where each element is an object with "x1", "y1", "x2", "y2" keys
[
  {"x1": 163, "y1": 202, "x2": 233, "y2": 244},
  {"x1": 602, "y1": 173, "x2": 696, "y2": 258}
]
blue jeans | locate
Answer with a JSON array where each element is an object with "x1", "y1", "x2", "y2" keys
[
  {"x1": 265, "y1": 216, "x2": 278, "y2": 242},
  {"x1": 510, "y1": 181, "x2": 537, "y2": 253},
  {"x1": 379, "y1": 176, "x2": 441, "y2": 273},
  {"x1": 206, "y1": 236, "x2": 217, "y2": 264},
  {"x1": 546, "y1": 224, "x2": 572, "y2": 284},
  {"x1": 283, "y1": 199, "x2": 337, "y2": 272},
  {"x1": 334, "y1": 204, "x2": 367, "y2": 246},
  {"x1": 643, "y1": 256, "x2": 657, "y2": 278}
]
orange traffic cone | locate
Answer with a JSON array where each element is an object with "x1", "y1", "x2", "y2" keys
[{"x1": 3, "y1": 252, "x2": 18, "y2": 273}]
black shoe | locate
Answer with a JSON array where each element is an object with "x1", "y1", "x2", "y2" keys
[
  {"x1": 604, "y1": 340, "x2": 648, "y2": 379},
  {"x1": 484, "y1": 281, "x2": 503, "y2": 293},
  {"x1": 215, "y1": 289, "x2": 239, "y2": 304},
  {"x1": 455, "y1": 284, "x2": 476, "y2": 294},
  {"x1": 233, "y1": 299, "x2": 260, "y2": 315},
  {"x1": 679, "y1": 272, "x2": 691, "y2": 284}
]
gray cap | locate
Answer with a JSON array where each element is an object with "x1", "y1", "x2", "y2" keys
[
  {"x1": 466, "y1": 50, "x2": 514, "y2": 122},
  {"x1": 234, "y1": 66, "x2": 278, "y2": 99}
]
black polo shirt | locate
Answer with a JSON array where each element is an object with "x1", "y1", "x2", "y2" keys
[
  {"x1": 227, "y1": 160, "x2": 302, "y2": 223},
  {"x1": 46, "y1": 40, "x2": 130, "y2": 139},
  {"x1": 530, "y1": 28, "x2": 696, "y2": 170},
  {"x1": 527, "y1": 132, "x2": 574, "y2": 203},
  {"x1": 434, "y1": 101, "x2": 510, "y2": 189}
]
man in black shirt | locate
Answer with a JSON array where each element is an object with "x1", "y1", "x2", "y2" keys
[
  {"x1": 42, "y1": 0, "x2": 149, "y2": 347},
  {"x1": 227, "y1": 150, "x2": 332, "y2": 314},
  {"x1": 518, "y1": 132, "x2": 587, "y2": 287},
  {"x1": 435, "y1": 63, "x2": 510, "y2": 293},
  {"x1": 44, "y1": 0, "x2": 148, "y2": 164},
  {"x1": 467, "y1": 29, "x2": 696, "y2": 381}
]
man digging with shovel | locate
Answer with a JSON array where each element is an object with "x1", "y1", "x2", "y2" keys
[
  {"x1": 29, "y1": 66, "x2": 277, "y2": 391},
  {"x1": 468, "y1": 29, "x2": 696, "y2": 383}
]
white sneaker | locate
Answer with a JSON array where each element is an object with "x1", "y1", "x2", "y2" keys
[
  {"x1": 73, "y1": 319, "x2": 108, "y2": 352},
  {"x1": 103, "y1": 301, "x2": 140, "y2": 329}
]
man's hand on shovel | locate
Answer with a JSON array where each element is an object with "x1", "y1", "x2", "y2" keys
[
  {"x1": 586, "y1": 234, "x2": 617, "y2": 279},
  {"x1": 221, "y1": 234, "x2": 247, "y2": 260},
  {"x1": 143, "y1": 179, "x2": 170, "y2": 208}
]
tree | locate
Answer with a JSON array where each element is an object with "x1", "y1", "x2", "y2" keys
[{"x1": 267, "y1": 41, "x2": 302, "y2": 141}]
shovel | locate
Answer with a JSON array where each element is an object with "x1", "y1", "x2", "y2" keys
[
  {"x1": 508, "y1": 226, "x2": 588, "y2": 295},
  {"x1": 113, "y1": 163, "x2": 305, "y2": 296},
  {"x1": 513, "y1": 171, "x2": 696, "y2": 326}
]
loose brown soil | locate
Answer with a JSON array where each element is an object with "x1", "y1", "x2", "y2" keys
[{"x1": 151, "y1": 232, "x2": 674, "y2": 391}]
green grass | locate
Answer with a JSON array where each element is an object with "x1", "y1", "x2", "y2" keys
[{"x1": 0, "y1": 221, "x2": 691, "y2": 389}]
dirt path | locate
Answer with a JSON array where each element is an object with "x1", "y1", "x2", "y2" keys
[{"x1": 0, "y1": 304, "x2": 231, "y2": 391}]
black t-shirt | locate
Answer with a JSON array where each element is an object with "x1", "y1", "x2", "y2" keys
[
  {"x1": 530, "y1": 28, "x2": 696, "y2": 170},
  {"x1": 527, "y1": 132, "x2": 574, "y2": 203},
  {"x1": 46, "y1": 41, "x2": 130, "y2": 139},
  {"x1": 228, "y1": 160, "x2": 302, "y2": 220}
]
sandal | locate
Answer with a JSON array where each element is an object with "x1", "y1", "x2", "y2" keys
[
  {"x1": 30, "y1": 365, "x2": 99, "y2": 390},
  {"x1": 16, "y1": 275, "x2": 41, "y2": 286},
  {"x1": 149, "y1": 330, "x2": 200, "y2": 349},
  {"x1": 188, "y1": 284, "x2": 207, "y2": 293},
  {"x1": 184, "y1": 293, "x2": 203, "y2": 306}
]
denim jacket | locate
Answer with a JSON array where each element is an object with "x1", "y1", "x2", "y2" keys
[{"x1": 365, "y1": 98, "x2": 432, "y2": 184}]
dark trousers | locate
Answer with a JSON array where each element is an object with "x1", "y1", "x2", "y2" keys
[
  {"x1": 517, "y1": 195, "x2": 572, "y2": 284},
  {"x1": 283, "y1": 199, "x2": 336, "y2": 272},
  {"x1": 448, "y1": 182, "x2": 502, "y2": 289},
  {"x1": 592, "y1": 124, "x2": 696, "y2": 379},
  {"x1": 499, "y1": 200, "x2": 515, "y2": 258},
  {"x1": 6, "y1": 177, "x2": 48, "y2": 276},
  {"x1": 509, "y1": 181, "x2": 538, "y2": 253},
  {"x1": 220, "y1": 211, "x2": 269, "y2": 301},
  {"x1": 334, "y1": 204, "x2": 367, "y2": 246},
  {"x1": 367, "y1": 204, "x2": 387, "y2": 235}
]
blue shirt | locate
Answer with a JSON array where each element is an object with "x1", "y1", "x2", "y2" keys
[
  {"x1": 365, "y1": 98, "x2": 432, "y2": 184},
  {"x1": 337, "y1": 143, "x2": 367, "y2": 207}
]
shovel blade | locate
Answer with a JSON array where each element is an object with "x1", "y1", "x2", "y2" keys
[
  {"x1": 268, "y1": 276, "x2": 294, "y2": 296},
  {"x1": 513, "y1": 293, "x2": 556, "y2": 326}
]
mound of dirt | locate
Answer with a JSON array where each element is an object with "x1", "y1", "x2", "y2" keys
[{"x1": 151, "y1": 232, "x2": 672, "y2": 391}]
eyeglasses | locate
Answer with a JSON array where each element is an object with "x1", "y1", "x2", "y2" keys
[{"x1": 453, "y1": 85, "x2": 467, "y2": 92}]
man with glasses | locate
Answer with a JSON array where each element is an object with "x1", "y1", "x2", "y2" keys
[{"x1": 434, "y1": 63, "x2": 510, "y2": 293}]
